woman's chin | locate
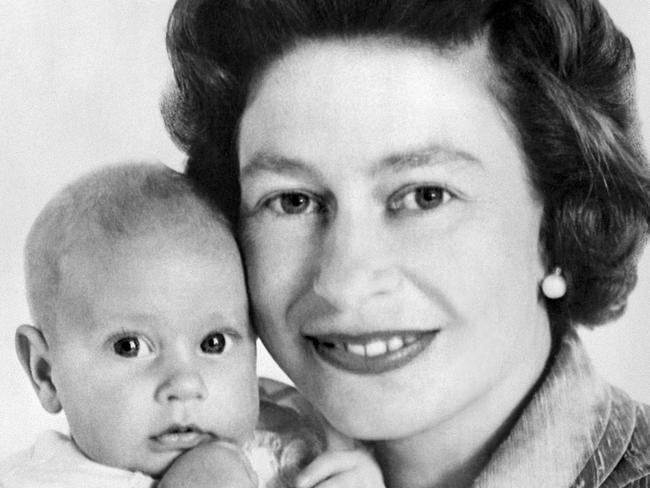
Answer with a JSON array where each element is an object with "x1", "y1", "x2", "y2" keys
[{"x1": 317, "y1": 399, "x2": 432, "y2": 442}]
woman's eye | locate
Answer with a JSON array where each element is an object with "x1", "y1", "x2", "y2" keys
[
  {"x1": 113, "y1": 336, "x2": 153, "y2": 358},
  {"x1": 265, "y1": 192, "x2": 321, "y2": 215},
  {"x1": 200, "y1": 332, "x2": 232, "y2": 354},
  {"x1": 388, "y1": 185, "x2": 452, "y2": 212}
]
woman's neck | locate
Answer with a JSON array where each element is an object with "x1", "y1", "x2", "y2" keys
[
  {"x1": 372, "y1": 330, "x2": 553, "y2": 488},
  {"x1": 372, "y1": 393, "x2": 518, "y2": 488}
]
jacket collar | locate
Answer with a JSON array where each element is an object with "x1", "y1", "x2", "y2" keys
[{"x1": 473, "y1": 332, "x2": 636, "y2": 488}]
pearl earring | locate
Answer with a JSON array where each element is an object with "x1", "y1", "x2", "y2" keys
[{"x1": 542, "y1": 267, "x2": 567, "y2": 299}]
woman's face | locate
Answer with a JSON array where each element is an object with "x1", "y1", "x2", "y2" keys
[{"x1": 238, "y1": 38, "x2": 552, "y2": 440}]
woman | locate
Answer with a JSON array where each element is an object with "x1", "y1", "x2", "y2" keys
[{"x1": 162, "y1": 0, "x2": 650, "y2": 486}]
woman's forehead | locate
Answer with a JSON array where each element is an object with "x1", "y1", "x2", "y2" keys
[
  {"x1": 237, "y1": 36, "x2": 521, "y2": 181},
  {"x1": 246, "y1": 34, "x2": 496, "y2": 105}
]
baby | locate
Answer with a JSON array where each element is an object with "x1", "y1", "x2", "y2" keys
[{"x1": 1, "y1": 162, "x2": 383, "y2": 488}]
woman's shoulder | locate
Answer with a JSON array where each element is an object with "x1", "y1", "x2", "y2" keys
[
  {"x1": 614, "y1": 394, "x2": 650, "y2": 484},
  {"x1": 618, "y1": 475, "x2": 650, "y2": 488},
  {"x1": 487, "y1": 332, "x2": 650, "y2": 488},
  {"x1": 589, "y1": 388, "x2": 650, "y2": 487},
  {"x1": 548, "y1": 333, "x2": 650, "y2": 486}
]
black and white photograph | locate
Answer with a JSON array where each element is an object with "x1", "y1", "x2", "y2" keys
[{"x1": 1, "y1": 1, "x2": 649, "y2": 486}]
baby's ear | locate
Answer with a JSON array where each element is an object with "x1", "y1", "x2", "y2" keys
[{"x1": 15, "y1": 324, "x2": 62, "y2": 414}]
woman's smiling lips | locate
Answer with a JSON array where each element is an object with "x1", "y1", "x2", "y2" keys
[
  {"x1": 306, "y1": 330, "x2": 438, "y2": 374},
  {"x1": 150, "y1": 425, "x2": 215, "y2": 451}
]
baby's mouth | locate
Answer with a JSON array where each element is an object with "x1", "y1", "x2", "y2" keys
[
  {"x1": 306, "y1": 330, "x2": 438, "y2": 375},
  {"x1": 150, "y1": 424, "x2": 215, "y2": 451}
]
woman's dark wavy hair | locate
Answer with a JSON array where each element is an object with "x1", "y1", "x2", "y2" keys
[{"x1": 163, "y1": 0, "x2": 650, "y2": 333}]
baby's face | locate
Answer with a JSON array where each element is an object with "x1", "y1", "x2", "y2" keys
[{"x1": 47, "y1": 230, "x2": 258, "y2": 477}]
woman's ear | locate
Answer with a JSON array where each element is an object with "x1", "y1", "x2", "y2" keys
[{"x1": 15, "y1": 324, "x2": 62, "y2": 414}]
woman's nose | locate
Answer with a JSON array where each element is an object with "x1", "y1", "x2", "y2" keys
[
  {"x1": 313, "y1": 211, "x2": 402, "y2": 310},
  {"x1": 155, "y1": 370, "x2": 208, "y2": 404}
]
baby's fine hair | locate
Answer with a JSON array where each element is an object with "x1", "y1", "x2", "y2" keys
[{"x1": 25, "y1": 162, "x2": 231, "y2": 332}]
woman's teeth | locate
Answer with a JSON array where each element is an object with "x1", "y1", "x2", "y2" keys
[
  {"x1": 325, "y1": 334, "x2": 419, "y2": 358},
  {"x1": 309, "y1": 331, "x2": 438, "y2": 374}
]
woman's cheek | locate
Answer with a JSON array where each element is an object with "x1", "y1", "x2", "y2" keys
[{"x1": 242, "y1": 215, "x2": 318, "y2": 300}]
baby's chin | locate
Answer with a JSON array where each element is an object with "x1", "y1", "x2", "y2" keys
[
  {"x1": 116, "y1": 458, "x2": 176, "y2": 480},
  {"x1": 91, "y1": 450, "x2": 180, "y2": 480},
  {"x1": 72, "y1": 436, "x2": 178, "y2": 480}
]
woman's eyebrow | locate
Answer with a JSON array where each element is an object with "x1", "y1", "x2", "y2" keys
[
  {"x1": 241, "y1": 152, "x2": 320, "y2": 180},
  {"x1": 241, "y1": 145, "x2": 482, "y2": 180},
  {"x1": 374, "y1": 145, "x2": 483, "y2": 176}
]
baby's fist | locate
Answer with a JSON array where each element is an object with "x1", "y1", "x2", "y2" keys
[
  {"x1": 158, "y1": 441, "x2": 258, "y2": 488},
  {"x1": 295, "y1": 448, "x2": 385, "y2": 488}
]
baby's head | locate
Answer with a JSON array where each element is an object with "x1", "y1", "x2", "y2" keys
[{"x1": 16, "y1": 162, "x2": 258, "y2": 477}]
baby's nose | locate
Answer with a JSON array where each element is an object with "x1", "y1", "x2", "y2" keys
[{"x1": 155, "y1": 371, "x2": 208, "y2": 403}]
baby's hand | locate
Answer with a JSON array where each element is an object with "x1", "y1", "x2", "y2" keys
[
  {"x1": 157, "y1": 440, "x2": 258, "y2": 488},
  {"x1": 294, "y1": 448, "x2": 385, "y2": 488},
  {"x1": 294, "y1": 420, "x2": 384, "y2": 488}
]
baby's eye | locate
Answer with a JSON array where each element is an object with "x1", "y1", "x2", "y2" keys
[
  {"x1": 264, "y1": 192, "x2": 322, "y2": 215},
  {"x1": 388, "y1": 185, "x2": 452, "y2": 212},
  {"x1": 113, "y1": 336, "x2": 153, "y2": 358},
  {"x1": 200, "y1": 332, "x2": 232, "y2": 355}
]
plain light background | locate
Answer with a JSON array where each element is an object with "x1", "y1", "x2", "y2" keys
[{"x1": 0, "y1": 1, "x2": 648, "y2": 458}]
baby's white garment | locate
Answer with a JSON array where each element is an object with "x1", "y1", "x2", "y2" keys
[{"x1": 0, "y1": 430, "x2": 155, "y2": 488}]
